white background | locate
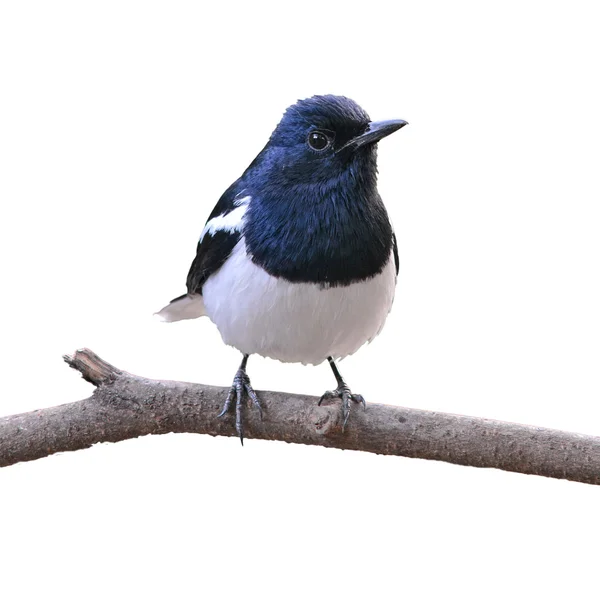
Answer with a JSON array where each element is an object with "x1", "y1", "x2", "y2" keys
[{"x1": 1, "y1": 1, "x2": 599, "y2": 598}]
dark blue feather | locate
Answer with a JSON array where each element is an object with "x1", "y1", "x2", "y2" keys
[{"x1": 185, "y1": 95, "x2": 400, "y2": 293}]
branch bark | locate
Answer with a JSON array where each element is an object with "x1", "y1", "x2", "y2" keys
[{"x1": 1, "y1": 348, "x2": 599, "y2": 485}]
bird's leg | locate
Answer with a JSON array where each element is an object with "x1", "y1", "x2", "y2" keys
[
  {"x1": 318, "y1": 357, "x2": 366, "y2": 430},
  {"x1": 218, "y1": 354, "x2": 262, "y2": 444}
]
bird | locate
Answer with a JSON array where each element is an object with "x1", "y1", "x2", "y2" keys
[{"x1": 157, "y1": 95, "x2": 407, "y2": 443}]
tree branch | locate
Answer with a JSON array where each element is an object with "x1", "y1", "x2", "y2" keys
[{"x1": 1, "y1": 348, "x2": 599, "y2": 485}]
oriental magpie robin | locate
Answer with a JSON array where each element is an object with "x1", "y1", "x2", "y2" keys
[{"x1": 157, "y1": 95, "x2": 407, "y2": 442}]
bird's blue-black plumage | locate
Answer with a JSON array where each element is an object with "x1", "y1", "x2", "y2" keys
[
  {"x1": 243, "y1": 172, "x2": 393, "y2": 286},
  {"x1": 185, "y1": 181, "x2": 244, "y2": 295},
  {"x1": 185, "y1": 95, "x2": 398, "y2": 292}
]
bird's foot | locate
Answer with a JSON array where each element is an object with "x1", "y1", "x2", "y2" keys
[
  {"x1": 318, "y1": 383, "x2": 365, "y2": 431},
  {"x1": 218, "y1": 367, "x2": 262, "y2": 445}
]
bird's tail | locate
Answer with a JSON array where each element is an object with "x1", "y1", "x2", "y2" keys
[{"x1": 154, "y1": 293, "x2": 206, "y2": 322}]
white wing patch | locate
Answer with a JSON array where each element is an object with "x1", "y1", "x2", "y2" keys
[{"x1": 199, "y1": 195, "x2": 251, "y2": 242}]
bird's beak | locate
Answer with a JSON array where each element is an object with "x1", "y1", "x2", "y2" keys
[{"x1": 341, "y1": 119, "x2": 408, "y2": 152}]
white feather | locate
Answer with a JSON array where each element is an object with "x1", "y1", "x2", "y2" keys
[
  {"x1": 199, "y1": 195, "x2": 251, "y2": 242},
  {"x1": 202, "y1": 239, "x2": 397, "y2": 365},
  {"x1": 155, "y1": 294, "x2": 206, "y2": 322}
]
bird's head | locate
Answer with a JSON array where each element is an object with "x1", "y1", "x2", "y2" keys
[{"x1": 259, "y1": 95, "x2": 407, "y2": 186}]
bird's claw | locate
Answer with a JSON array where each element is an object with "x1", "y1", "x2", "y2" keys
[
  {"x1": 218, "y1": 368, "x2": 263, "y2": 444},
  {"x1": 318, "y1": 384, "x2": 365, "y2": 431}
]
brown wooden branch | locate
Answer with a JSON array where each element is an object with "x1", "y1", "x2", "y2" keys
[{"x1": 1, "y1": 348, "x2": 599, "y2": 485}]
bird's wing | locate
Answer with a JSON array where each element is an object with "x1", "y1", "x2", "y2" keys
[
  {"x1": 155, "y1": 183, "x2": 249, "y2": 322},
  {"x1": 186, "y1": 183, "x2": 250, "y2": 295},
  {"x1": 392, "y1": 232, "x2": 399, "y2": 276},
  {"x1": 185, "y1": 229, "x2": 241, "y2": 294}
]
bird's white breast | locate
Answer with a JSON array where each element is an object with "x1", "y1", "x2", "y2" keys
[{"x1": 202, "y1": 239, "x2": 397, "y2": 365}]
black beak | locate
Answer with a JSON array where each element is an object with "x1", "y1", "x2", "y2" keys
[{"x1": 340, "y1": 119, "x2": 408, "y2": 152}]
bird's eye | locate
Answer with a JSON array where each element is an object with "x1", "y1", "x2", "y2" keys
[{"x1": 307, "y1": 131, "x2": 331, "y2": 151}]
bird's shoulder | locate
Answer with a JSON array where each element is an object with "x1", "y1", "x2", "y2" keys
[{"x1": 185, "y1": 181, "x2": 250, "y2": 295}]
